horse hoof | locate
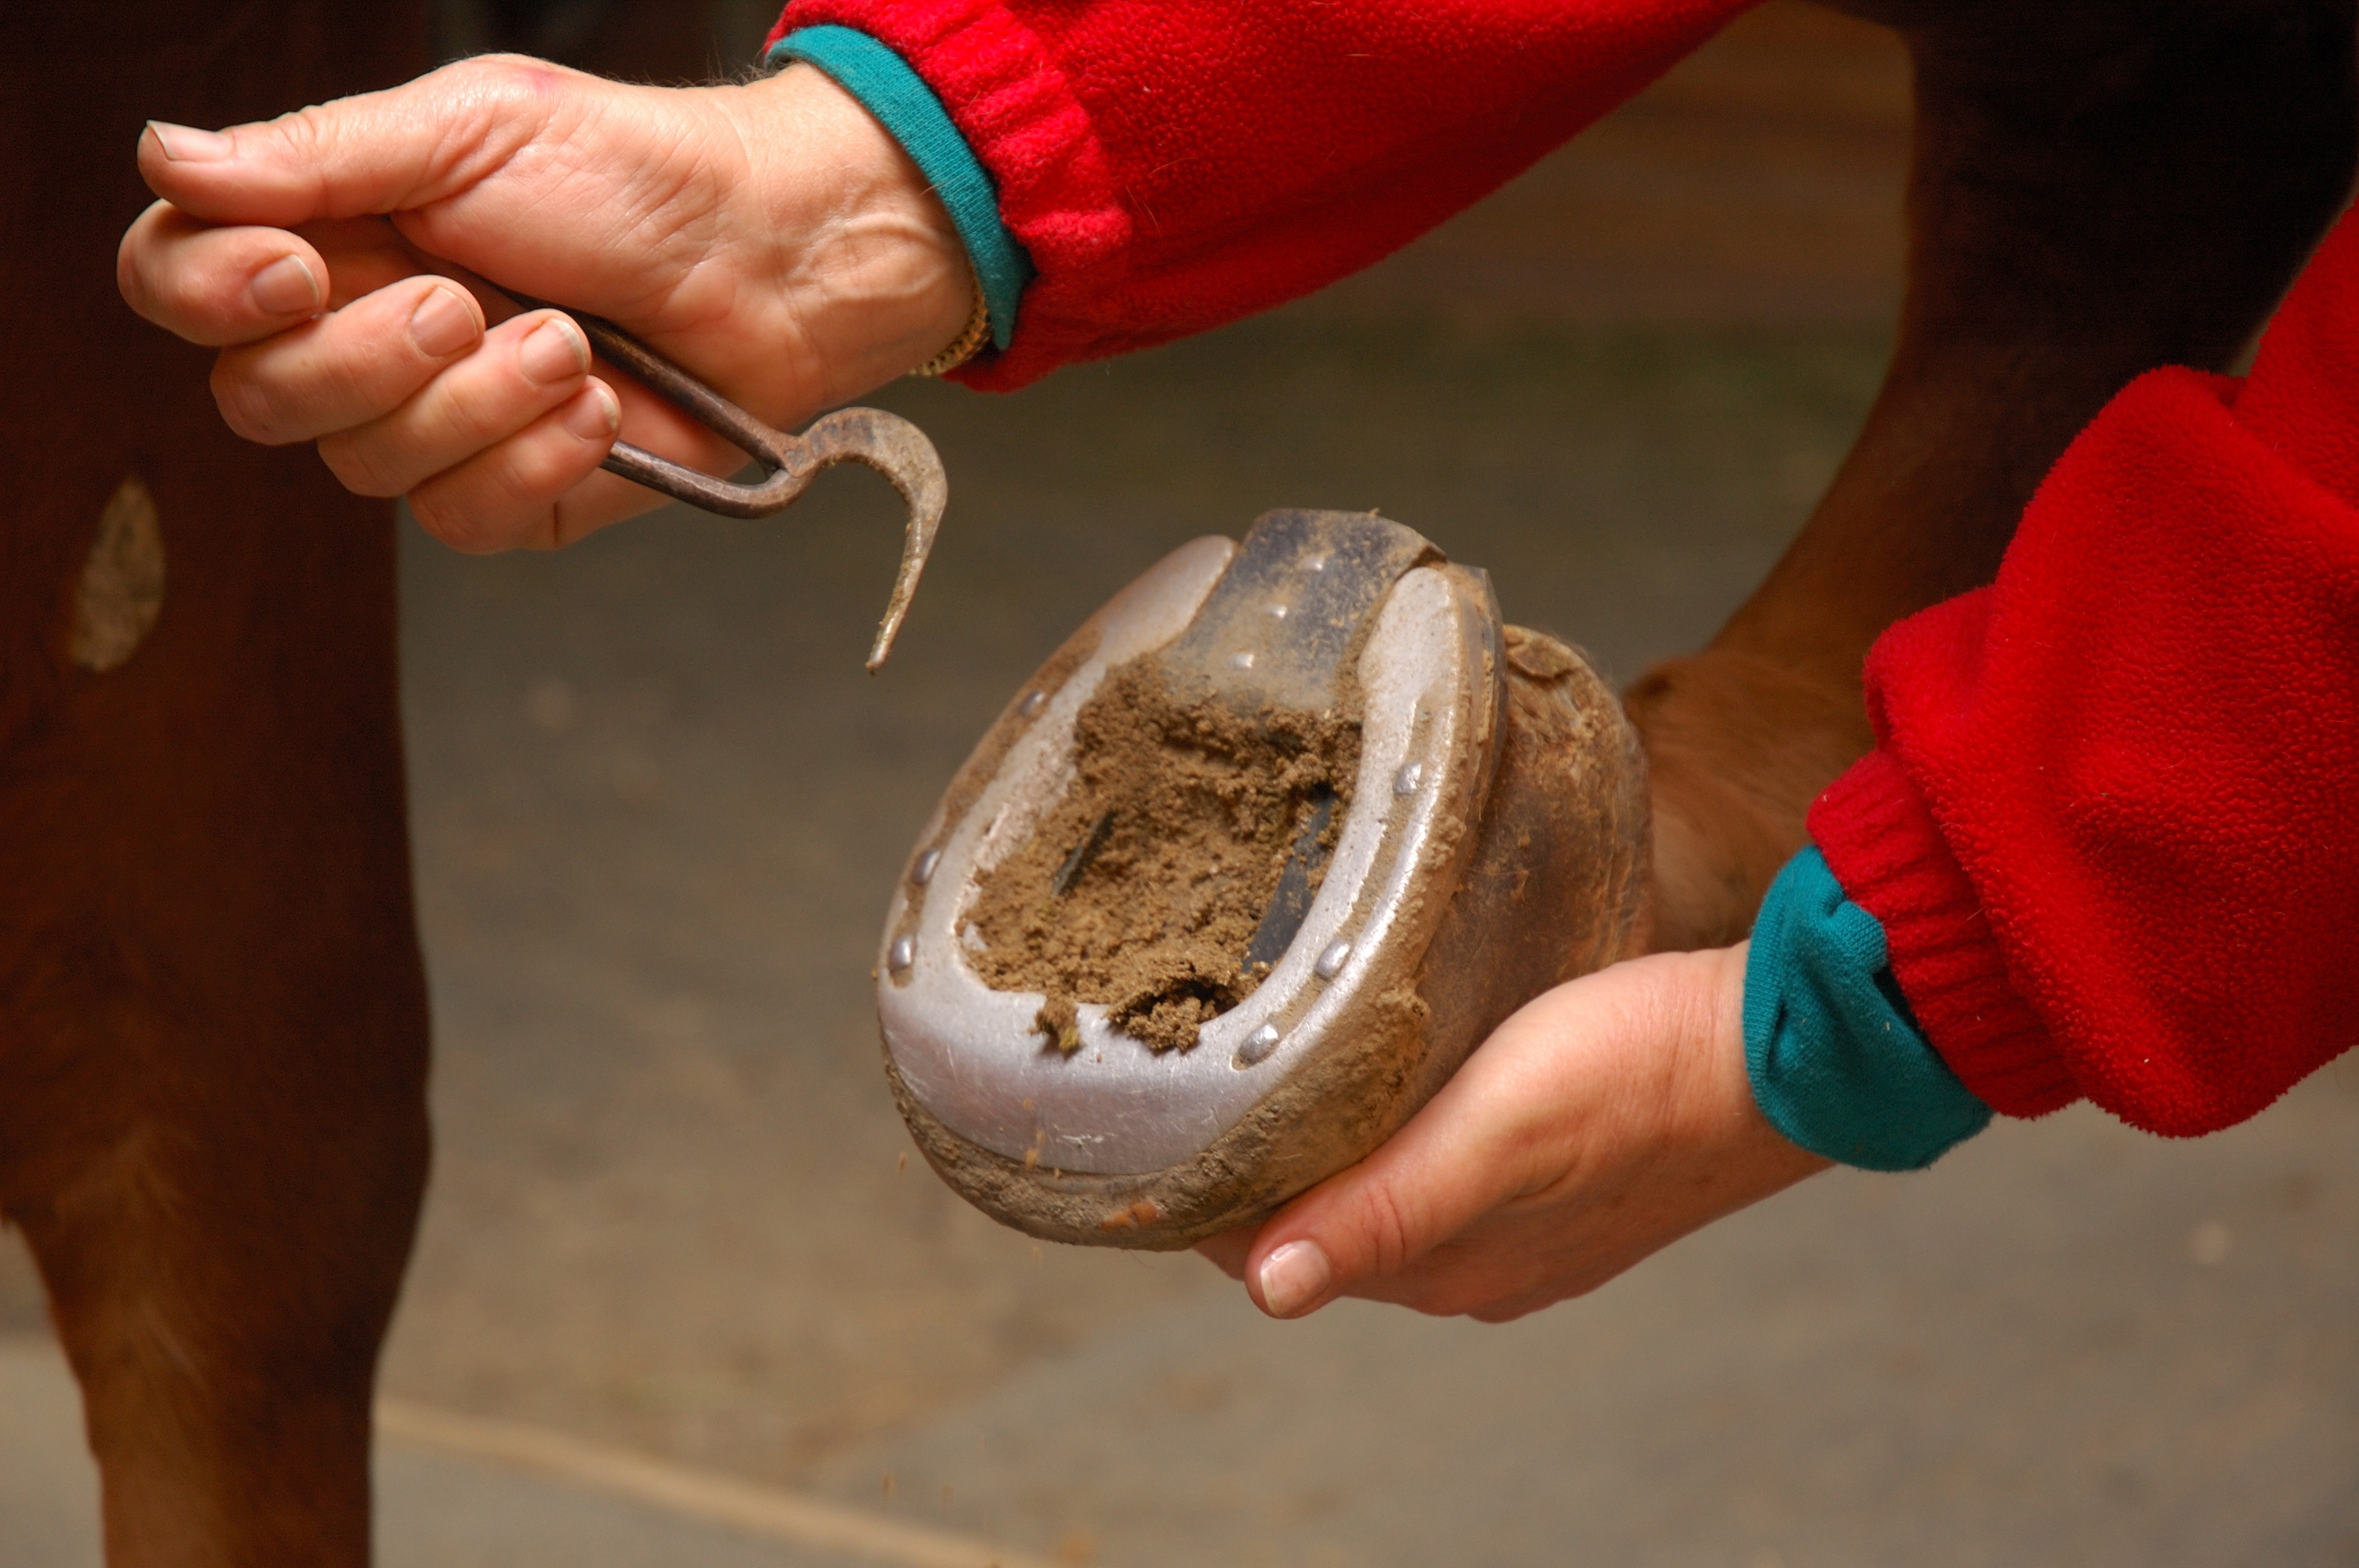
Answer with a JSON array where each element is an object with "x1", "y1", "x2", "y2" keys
[{"x1": 876, "y1": 511, "x2": 1650, "y2": 1247}]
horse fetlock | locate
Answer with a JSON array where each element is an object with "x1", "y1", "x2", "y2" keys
[{"x1": 1623, "y1": 650, "x2": 1874, "y2": 952}]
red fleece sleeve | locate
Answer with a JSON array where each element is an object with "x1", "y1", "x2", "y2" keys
[
  {"x1": 765, "y1": 1, "x2": 1755, "y2": 388},
  {"x1": 1810, "y1": 209, "x2": 2359, "y2": 1137}
]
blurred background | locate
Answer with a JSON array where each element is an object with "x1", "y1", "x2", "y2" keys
[{"x1": 7, "y1": 4, "x2": 2358, "y2": 1565}]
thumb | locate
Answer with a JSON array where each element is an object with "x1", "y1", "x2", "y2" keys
[
  {"x1": 1241, "y1": 1071, "x2": 1536, "y2": 1320},
  {"x1": 138, "y1": 56, "x2": 572, "y2": 228}
]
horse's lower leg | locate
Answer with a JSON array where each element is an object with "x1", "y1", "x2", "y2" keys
[
  {"x1": 0, "y1": 441, "x2": 427, "y2": 1568},
  {"x1": 1631, "y1": 0, "x2": 2357, "y2": 949},
  {"x1": 9, "y1": 1067, "x2": 424, "y2": 1566},
  {"x1": 0, "y1": 2, "x2": 431, "y2": 1551},
  {"x1": 0, "y1": 633, "x2": 429, "y2": 1567}
]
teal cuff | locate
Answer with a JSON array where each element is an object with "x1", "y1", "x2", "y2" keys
[
  {"x1": 1744, "y1": 847, "x2": 1991, "y2": 1171},
  {"x1": 769, "y1": 24, "x2": 1033, "y2": 353}
]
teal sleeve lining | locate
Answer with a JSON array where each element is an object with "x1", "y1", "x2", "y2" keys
[
  {"x1": 769, "y1": 24, "x2": 1034, "y2": 352},
  {"x1": 1744, "y1": 847, "x2": 1992, "y2": 1171}
]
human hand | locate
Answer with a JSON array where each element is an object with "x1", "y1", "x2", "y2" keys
[
  {"x1": 1198, "y1": 945, "x2": 1830, "y2": 1322},
  {"x1": 117, "y1": 57, "x2": 970, "y2": 551}
]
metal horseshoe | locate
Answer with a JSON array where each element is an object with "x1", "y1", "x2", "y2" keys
[{"x1": 520, "y1": 298, "x2": 947, "y2": 673}]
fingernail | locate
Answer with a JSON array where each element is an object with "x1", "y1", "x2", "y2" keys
[
  {"x1": 409, "y1": 286, "x2": 479, "y2": 358},
  {"x1": 563, "y1": 382, "x2": 620, "y2": 441},
  {"x1": 147, "y1": 122, "x2": 234, "y2": 162},
  {"x1": 518, "y1": 316, "x2": 589, "y2": 386},
  {"x1": 247, "y1": 255, "x2": 322, "y2": 317},
  {"x1": 1257, "y1": 1240, "x2": 1332, "y2": 1319}
]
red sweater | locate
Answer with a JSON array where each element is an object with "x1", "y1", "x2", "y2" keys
[
  {"x1": 765, "y1": 1, "x2": 1756, "y2": 388},
  {"x1": 1811, "y1": 214, "x2": 2359, "y2": 1135},
  {"x1": 769, "y1": 2, "x2": 2359, "y2": 1135}
]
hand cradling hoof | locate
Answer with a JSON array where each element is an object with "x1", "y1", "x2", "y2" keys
[{"x1": 878, "y1": 512, "x2": 1650, "y2": 1247}]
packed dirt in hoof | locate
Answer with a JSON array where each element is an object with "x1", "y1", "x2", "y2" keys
[{"x1": 968, "y1": 659, "x2": 1359, "y2": 1052}]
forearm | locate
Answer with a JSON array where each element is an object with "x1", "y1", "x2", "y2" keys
[{"x1": 1751, "y1": 206, "x2": 2359, "y2": 1150}]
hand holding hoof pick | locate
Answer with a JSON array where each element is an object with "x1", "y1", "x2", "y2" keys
[{"x1": 118, "y1": 53, "x2": 970, "y2": 561}]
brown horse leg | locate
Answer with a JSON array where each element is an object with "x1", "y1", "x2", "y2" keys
[
  {"x1": 3, "y1": 979, "x2": 424, "y2": 1567},
  {"x1": 0, "y1": 9, "x2": 430, "y2": 1561},
  {"x1": 1630, "y1": 0, "x2": 2358, "y2": 949},
  {"x1": 0, "y1": 436, "x2": 429, "y2": 1566},
  {"x1": 5, "y1": 1004, "x2": 423, "y2": 1568}
]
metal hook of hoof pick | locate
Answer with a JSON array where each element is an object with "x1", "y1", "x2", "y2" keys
[{"x1": 518, "y1": 299, "x2": 947, "y2": 673}]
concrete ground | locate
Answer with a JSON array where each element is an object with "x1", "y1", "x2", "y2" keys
[{"x1": 11, "y1": 6, "x2": 2359, "y2": 1564}]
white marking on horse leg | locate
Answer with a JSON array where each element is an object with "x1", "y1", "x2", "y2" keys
[{"x1": 71, "y1": 474, "x2": 165, "y2": 673}]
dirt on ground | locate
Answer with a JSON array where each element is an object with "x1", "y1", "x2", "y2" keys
[{"x1": 965, "y1": 659, "x2": 1360, "y2": 1053}]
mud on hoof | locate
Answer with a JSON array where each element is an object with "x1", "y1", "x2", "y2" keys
[{"x1": 877, "y1": 517, "x2": 1648, "y2": 1247}]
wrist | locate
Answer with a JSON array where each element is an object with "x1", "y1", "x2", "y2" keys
[
  {"x1": 718, "y1": 65, "x2": 972, "y2": 408},
  {"x1": 1696, "y1": 943, "x2": 1783, "y2": 1135},
  {"x1": 1672, "y1": 942, "x2": 1835, "y2": 1181}
]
